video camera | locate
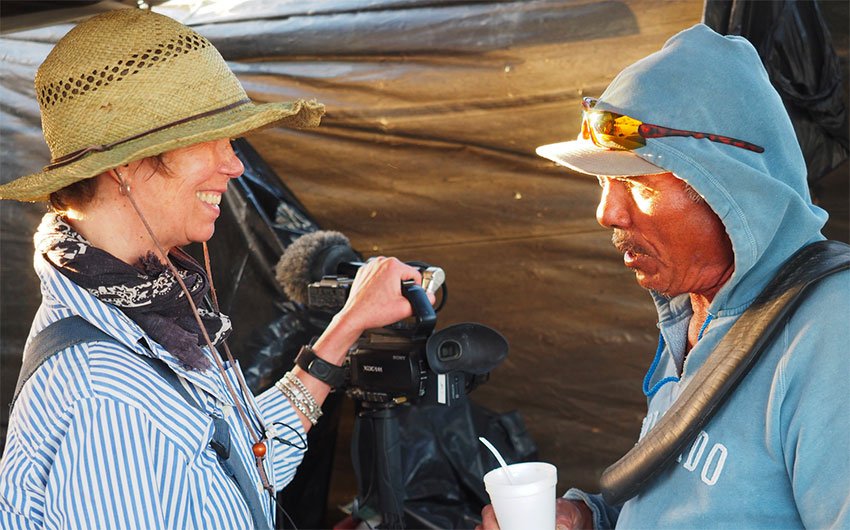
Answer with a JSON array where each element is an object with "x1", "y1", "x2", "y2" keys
[
  {"x1": 276, "y1": 231, "x2": 510, "y2": 529},
  {"x1": 307, "y1": 266, "x2": 507, "y2": 408},
  {"x1": 276, "y1": 230, "x2": 507, "y2": 409}
]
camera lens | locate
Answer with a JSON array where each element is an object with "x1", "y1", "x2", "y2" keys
[{"x1": 437, "y1": 340, "x2": 462, "y2": 361}]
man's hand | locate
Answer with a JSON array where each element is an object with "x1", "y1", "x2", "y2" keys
[{"x1": 475, "y1": 498, "x2": 593, "y2": 530}]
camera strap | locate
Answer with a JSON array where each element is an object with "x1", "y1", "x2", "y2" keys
[
  {"x1": 600, "y1": 239, "x2": 850, "y2": 505},
  {"x1": 11, "y1": 315, "x2": 272, "y2": 530}
]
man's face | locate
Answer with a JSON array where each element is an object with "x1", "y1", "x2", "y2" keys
[{"x1": 595, "y1": 172, "x2": 734, "y2": 299}]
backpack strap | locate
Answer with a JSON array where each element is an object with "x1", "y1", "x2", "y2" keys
[
  {"x1": 600, "y1": 239, "x2": 850, "y2": 505},
  {"x1": 12, "y1": 315, "x2": 117, "y2": 410},
  {"x1": 11, "y1": 315, "x2": 272, "y2": 530},
  {"x1": 139, "y1": 356, "x2": 273, "y2": 530}
]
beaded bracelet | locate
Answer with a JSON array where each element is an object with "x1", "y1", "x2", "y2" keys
[
  {"x1": 275, "y1": 371, "x2": 323, "y2": 425},
  {"x1": 279, "y1": 373, "x2": 321, "y2": 421},
  {"x1": 277, "y1": 383, "x2": 317, "y2": 425},
  {"x1": 275, "y1": 378, "x2": 319, "y2": 425}
]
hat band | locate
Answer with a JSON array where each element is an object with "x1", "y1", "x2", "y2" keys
[{"x1": 44, "y1": 98, "x2": 252, "y2": 171}]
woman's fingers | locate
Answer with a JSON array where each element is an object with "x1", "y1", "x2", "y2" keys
[{"x1": 340, "y1": 257, "x2": 432, "y2": 333}]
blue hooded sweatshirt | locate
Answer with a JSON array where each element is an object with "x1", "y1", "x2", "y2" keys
[{"x1": 564, "y1": 24, "x2": 850, "y2": 529}]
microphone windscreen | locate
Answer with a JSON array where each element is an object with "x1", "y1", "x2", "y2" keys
[{"x1": 276, "y1": 230, "x2": 353, "y2": 304}]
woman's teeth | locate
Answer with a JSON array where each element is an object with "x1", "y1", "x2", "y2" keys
[{"x1": 196, "y1": 192, "x2": 221, "y2": 206}]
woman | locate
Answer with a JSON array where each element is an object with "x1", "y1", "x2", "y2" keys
[{"x1": 0, "y1": 9, "x2": 428, "y2": 529}]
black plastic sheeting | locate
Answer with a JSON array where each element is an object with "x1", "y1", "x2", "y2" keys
[
  {"x1": 352, "y1": 401, "x2": 537, "y2": 529},
  {"x1": 1, "y1": 1, "x2": 847, "y2": 528},
  {"x1": 186, "y1": 138, "x2": 544, "y2": 529},
  {"x1": 205, "y1": 141, "x2": 536, "y2": 529},
  {"x1": 704, "y1": 0, "x2": 849, "y2": 182}
]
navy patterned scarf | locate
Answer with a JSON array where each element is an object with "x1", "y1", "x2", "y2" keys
[{"x1": 35, "y1": 213, "x2": 230, "y2": 371}]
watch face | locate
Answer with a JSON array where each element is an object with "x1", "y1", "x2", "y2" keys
[
  {"x1": 298, "y1": 346, "x2": 345, "y2": 387},
  {"x1": 310, "y1": 360, "x2": 329, "y2": 377}
]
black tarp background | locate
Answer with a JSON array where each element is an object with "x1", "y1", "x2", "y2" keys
[
  {"x1": 704, "y1": 0, "x2": 849, "y2": 182},
  {"x1": 2, "y1": 1, "x2": 848, "y2": 527}
]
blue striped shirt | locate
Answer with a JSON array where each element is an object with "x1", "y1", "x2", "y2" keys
[{"x1": 0, "y1": 248, "x2": 308, "y2": 529}]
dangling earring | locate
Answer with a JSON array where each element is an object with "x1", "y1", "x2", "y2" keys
[{"x1": 114, "y1": 168, "x2": 131, "y2": 196}]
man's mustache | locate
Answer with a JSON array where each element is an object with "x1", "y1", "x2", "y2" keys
[{"x1": 612, "y1": 230, "x2": 650, "y2": 256}]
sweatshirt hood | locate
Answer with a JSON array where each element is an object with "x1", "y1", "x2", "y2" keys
[{"x1": 595, "y1": 24, "x2": 828, "y2": 317}]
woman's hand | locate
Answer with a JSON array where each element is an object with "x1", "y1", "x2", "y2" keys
[
  {"x1": 338, "y1": 256, "x2": 436, "y2": 334},
  {"x1": 475, "y1": 498, "x2": 594, "y2": 530},
  {"x1": 309, "y1": 257, "x2": 435, "y2": 367},
  {"x1": 290, "y1": 256, "x2": 436, "y2": 431}
]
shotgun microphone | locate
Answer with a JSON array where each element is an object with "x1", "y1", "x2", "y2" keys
[{"x1": 275, "y1": 230, "x2": 361, "y2": 305}]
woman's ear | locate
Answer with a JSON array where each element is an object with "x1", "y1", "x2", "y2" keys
[{"x1": 108, "y1": 165, "x2": 133, "y2": 196}]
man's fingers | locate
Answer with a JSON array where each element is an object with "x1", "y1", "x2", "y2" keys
[
  {"x1": 479, "y1": 504, "x2": 499, "y2": 530},
  {"x1": 554, "y1": 498, "x2": 592, "y2": 530}
]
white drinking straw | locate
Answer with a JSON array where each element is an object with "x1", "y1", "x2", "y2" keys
[{"x1": 479, "y1": 436, "x2": 515, "y2": 484}]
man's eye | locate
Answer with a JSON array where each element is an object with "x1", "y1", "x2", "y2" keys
[{"x1": 630, "y1": 182, "x2": 656, "y2": 201}]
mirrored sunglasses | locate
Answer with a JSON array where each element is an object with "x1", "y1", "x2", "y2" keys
[{"x1": 581, "y1": 97, "x2": 764, "y2": 153}]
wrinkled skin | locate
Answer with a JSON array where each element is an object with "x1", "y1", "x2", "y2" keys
[{"x1": 596, "y1": 172, "x2": 733, "y2": 300}]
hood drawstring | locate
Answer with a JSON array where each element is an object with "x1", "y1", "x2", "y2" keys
[{"x1": 643, "y1": 313, "x2": 714, "y2": 398}]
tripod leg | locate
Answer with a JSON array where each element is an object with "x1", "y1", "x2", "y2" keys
[{"x1": 372, "y1": 408, "x2": 406, "y2": 529}]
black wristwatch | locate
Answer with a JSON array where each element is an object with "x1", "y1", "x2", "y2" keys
[{"x1": 295, "y1": 345, "x2": 346, "y2": 389}]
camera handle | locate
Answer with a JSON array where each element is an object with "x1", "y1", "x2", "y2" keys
[{"x1": 400, "y1": 281, "x2": 436, "y2": 340}]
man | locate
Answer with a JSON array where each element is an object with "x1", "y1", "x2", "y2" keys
[{"x1": 479, "y1": 24, "x2": 849, "y2": 529}]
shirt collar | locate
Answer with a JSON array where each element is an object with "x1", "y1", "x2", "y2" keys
[{"x1": 34, "y1": 250, "x2": 233, "y2": 404}]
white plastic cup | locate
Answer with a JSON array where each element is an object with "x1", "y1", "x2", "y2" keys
[{"x1": 483, "y1": 462, "x2": 557, "y2": 530}]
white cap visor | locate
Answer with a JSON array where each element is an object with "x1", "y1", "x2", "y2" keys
[{"x1": 536, "y1": 139, "x2": 667, "y2": 177}]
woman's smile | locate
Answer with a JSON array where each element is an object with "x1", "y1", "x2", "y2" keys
[{"x1": 196, "y1": 191, "x2": 223, "y2": 208}]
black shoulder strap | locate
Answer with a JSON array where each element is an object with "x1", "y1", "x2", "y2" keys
[
  {"x1": 600, "y1": 240, "x2": 850, "y2": 505},
  {"x1": 138, "y1": 356, "x2": 272, "y2": 530},
  {"x1": 12, "y1": 315, "x2": 118, "y2": 410},
  {"x1": 11, "y1": 315, "x2": 271, "y2": 530}
]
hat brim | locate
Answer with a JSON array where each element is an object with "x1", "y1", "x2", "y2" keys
[
  {"x1": 0, "y1": 99, "x2": 324, "y2": 202},
  {"x1": 536, "y1": 139, "x2": 667, "y2": 177}
]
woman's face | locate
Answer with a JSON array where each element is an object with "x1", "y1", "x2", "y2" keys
[{"x1": 129, "y1": 138, "x2": 244, "y2": 250}]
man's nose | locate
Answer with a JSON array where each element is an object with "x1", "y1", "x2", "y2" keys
[{"x1": 596, "y1": 179, "x2": 631, "y2": 229}]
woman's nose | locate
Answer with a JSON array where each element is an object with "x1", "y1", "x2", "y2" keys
[
  {"x1": 596, "y1": 179, "x2": 631, "y2": 229},
  {"x1": 221, "y1": 141, "x2": 245, "y2": 178}
]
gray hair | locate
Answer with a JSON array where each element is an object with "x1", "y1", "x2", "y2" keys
[{"x1": 683, "y1": 182, "x2": 704, "y2": 204}]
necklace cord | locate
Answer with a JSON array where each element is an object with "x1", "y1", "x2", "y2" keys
[
  {"x1": 201, "y1": 209, "x2": 303, "y2": 529},
  {"x1": 116, "y1": 171, "x2": 274, "y2": 496},
  {"x1": 202, "y1": 242, "x2": 269, "y2": 435}
]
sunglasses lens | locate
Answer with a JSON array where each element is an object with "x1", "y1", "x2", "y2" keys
[{"x1": 582, "y1": 108, "x2": 646, "y2": 151}]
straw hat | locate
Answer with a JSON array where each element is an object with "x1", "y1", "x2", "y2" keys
[{"x1": 0, "y1": 9, "x2": 325, "y2": 202}]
